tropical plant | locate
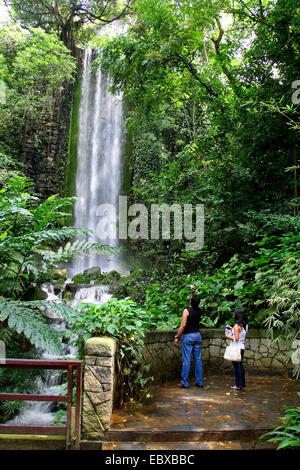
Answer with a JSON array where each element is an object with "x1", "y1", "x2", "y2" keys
[
  {"x1": 66, "y1": 297, "x2": 153, "y2": 404},
  {"x1": 259, "y1": 396, "x2": 300, "y2": 450},
  {"x1": 0, "y1": 175, "x2": 117, "y2": 354}
]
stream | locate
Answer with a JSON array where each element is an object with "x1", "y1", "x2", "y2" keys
[{"x1": 8, "y1": 283, "x2": 112, "y2": 426}]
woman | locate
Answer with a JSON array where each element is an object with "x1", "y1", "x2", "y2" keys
[
  {"x1": 225, "y1": 308, "x2": 248, "y2": 390},
  {"x1": 174, "y1": 290, "x2": 203, "y2": 388}
]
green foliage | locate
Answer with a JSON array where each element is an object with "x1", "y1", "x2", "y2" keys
[
  {"x1": 0, "y1": 176, "x2": 115, "y2": 297},
  {"x1": 66, "y1": 297, "x2": 153, "y2": 404},
  {"x1": 256, "y1": 235, "x2": 300, "y2": 378},
  {"x1": 0, "y1": 147, "x2": 23, "y2": 188},
  {"x1": 98, "y1": 0, "x2": 300, "y2": 266},
  {"x1": 0, "y1": 300, "x2": 74, "y2": 354},
  {"x1": 0, "y1": 175, "x2": 117, "y2": 354},
  {"x1": 259, "y1": 396, "x2": 300, "y2": 450},
  {"x1": 5, "y1": 0, "x2": 133, "y2": 52},
  {"x1": 0, "y1": 24, "x2": 76, "y2": 133}
]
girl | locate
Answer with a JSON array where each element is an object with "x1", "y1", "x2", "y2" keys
[{"x1": 225, "y1": 308, "x2": 248, "y2": 390}]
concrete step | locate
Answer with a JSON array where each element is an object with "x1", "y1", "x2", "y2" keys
[
  {"x1": 101, "y1": 440, "x2": 276, "y2": 450},
  {"x1": 102, "y1": 428, "x2": 271, "y2": 443},
  {"x1": 0, "y1": 434, "x2": 66, "y2": 450}
]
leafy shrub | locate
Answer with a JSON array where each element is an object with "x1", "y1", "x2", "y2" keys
[
  {"x1": 66, "y1": 297, "x2": 154, "y2": 405},
  {"x1": 259, "y1": 396, "x2": 300, "y2": 450}
]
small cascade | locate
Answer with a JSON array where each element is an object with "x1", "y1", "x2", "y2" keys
[
  {"x1": 69, "y1": 284, "x2": 112, "y2": 307},
  {"x1": 8, "y1": 283, "x2": 111, "y2": 426}
]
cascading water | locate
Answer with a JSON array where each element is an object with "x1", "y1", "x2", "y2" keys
[
  {"x1": 8, "y1": 283, "x2": 112, "y2": 426},
  {"x1": 9, "y1": 38, "x2": 127, "y2": 425},
  {"x1": 70, "y1": 47, "x2": 127, "y2": 277}
]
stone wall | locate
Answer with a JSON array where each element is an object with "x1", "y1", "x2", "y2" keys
[
  {"x1": 82, "y1": 337, "x2": 117, "y2": 440},
  {"x1": 142, "y1": 329, "x2": 293, "y2": 383},
  {"x1": 81, "y1": 329, "x2": 293, "y2": 438}
]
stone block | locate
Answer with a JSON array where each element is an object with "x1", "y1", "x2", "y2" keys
[
  {"x1": 271, "y1": 358, "x2": 284, "y2": 368},
  {"x1": 84, "y1": 367, "x2": 112, "y2": 393},
  {"x1": 210, "y1": 345, "x2": 220, "y2": 358},
  {"x1": 201, "y1": 339, "x2": 210, "y2": 349},
  {"x1": 211, "y1": 339, "x2": 222, "y2": 346},
  {"x1": 260, "y1": 358, "x2": 272, "y2": 368},
  {"x1": 95, "y1": 356, "x2": 113, "y2": 367},
  {"x1": 201, "y1": 349, "x2": 210, "y2": 360},
  {"x1": 259, "y1": 344, "x2": 269, "y2": 355},
  {"x1": 277, "y1": 340, "x2": 290, "y2": 352},
  {"x1": 82, "y1": 392, "x2": 111, "y2": 436},
  {"x1": 250, "y1": 339, "x2": 261, "y2": 351},
  {"x1": 84, "y1": 337, "x2": 117, "y2": 357},
  {"x1": 244, "y1": 349, "x2": 254, "y2": 359}
]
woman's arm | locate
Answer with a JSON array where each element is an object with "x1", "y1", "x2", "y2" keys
[
  {"x1": 174, "y1": 309, "x2": 189, "y2": 347},
  {"x1": 225, "y1": 327, "x2": 234, "y2": 341},
  {"x1": 225, "y1": 324, "x2": 240, "y2": 341}
]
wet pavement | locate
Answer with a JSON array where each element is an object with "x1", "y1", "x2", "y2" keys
[{"x1": 102, "y1": 375, "x2": 299, "y2": 450}]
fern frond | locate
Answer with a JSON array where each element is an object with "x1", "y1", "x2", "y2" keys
[
  {"x1": 39, "y1": 240, "x2": 119, "y2": 268},
  {"x1": 4, "y1": 176, "x2": 35, "y2": 196},
  {"x1": 0, "y1": 299, "x2": 63, "y2": 355},
  {"x1": 32, "y1": 194, "x2": 77, "y2": 230}
]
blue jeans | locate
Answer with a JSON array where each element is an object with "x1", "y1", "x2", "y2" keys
[
  {"x1": 181, "y1": 332, "x2": 203, "y2": 387},
  {"x1": 233, "y1": 349, "x2": 245, "y2": 389}
]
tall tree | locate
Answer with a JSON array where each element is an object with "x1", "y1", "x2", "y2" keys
[{"x1": 4, "y1": 0, "x2": 133, "y2": 54}]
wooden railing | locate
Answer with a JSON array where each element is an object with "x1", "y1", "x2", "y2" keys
[{"x1": 0, "y1": 359, "x2": 82, "y2": 450}]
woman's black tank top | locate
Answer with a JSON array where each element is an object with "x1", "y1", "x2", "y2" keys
[{"x1": 183, "y1": 307, "x2": 201, "y2": 334}]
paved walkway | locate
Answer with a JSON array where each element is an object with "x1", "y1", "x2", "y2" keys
[{"x1": 103, "y1": 375, "x2": 299, "y2": 450}]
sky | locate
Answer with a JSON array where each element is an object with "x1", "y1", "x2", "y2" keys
[{"x1": 0, "y1": 1, "x2": 10, "y2": 24}]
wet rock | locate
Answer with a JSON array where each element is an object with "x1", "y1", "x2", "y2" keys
[
  {"x1": 84, "y1": 266, "x2": 102, "y2": 275},
  {"x1": 52, "y1": 269, "x2": 67, "y2": 281},
  {"x1": 23, "y1": 287, "x2": 48, "y2": 301},
  {"x1": 62, "y1": 290, "x2": 74, "y2": 303},
  {"x1": 105, "y1": 270, "x2": 121, "y2": 281},
  {"x1": 71, "y1": 267, "x2": 104, "y2": 284}
]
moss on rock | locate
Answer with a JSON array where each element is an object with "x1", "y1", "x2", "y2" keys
[{"x1": 71, "y1": 267, "x2": 104, "y2": 284}]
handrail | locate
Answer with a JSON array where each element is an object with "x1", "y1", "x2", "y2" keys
[{"x1": 0, "y1": 359, "x2": 82, "y2": 450}]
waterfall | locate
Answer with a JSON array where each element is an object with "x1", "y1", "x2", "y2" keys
[
  {"x1": 8, "y1": 40, "x2": 128, "y2": 426},
  {"x1": 70, "y1": 48, "x2": 127, "y2": 277}
]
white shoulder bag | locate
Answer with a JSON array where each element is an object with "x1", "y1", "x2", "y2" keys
[{"x1": 224, "y1": 338, "x2": 241, "y2": 362}]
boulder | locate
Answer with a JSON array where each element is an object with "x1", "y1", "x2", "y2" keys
[
  {"x1": 83, "y1": 266, "x2": 102, "y2": 275},
  {"x1": 71, "y1": 267, "x2": 103, "y2": 284}
]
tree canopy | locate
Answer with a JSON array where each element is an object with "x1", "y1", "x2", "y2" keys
[{"x1": 4, "y1": 0, "x2": 133, "y2": 53}]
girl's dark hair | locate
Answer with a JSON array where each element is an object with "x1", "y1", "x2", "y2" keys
[
  {"x1": 191, "y1": 294, "x2": 201, "y2": 310},
  {"x1": 234, "y1": 308, "x2": 248, "y2": 329}
]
